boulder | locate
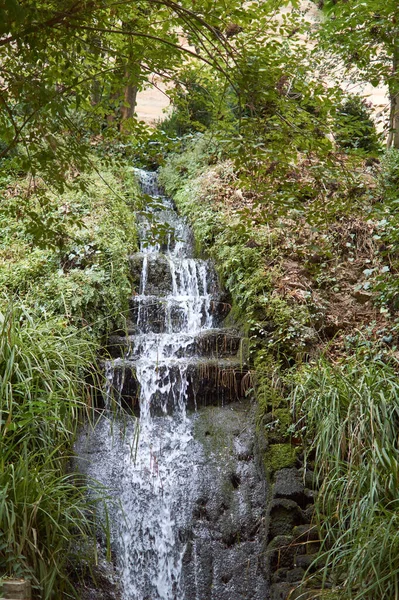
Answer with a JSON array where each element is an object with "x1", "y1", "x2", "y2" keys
[
  {"x1": 273, "y1": 468, "x2": 307, "y2": 507},
  {"x1": 269, "y1": 498, "x2": 303, "y2": 538},
  {"x1": 267, "y1": 535, "x2": 295, "y2": 569}
]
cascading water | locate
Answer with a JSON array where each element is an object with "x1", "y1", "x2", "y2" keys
[{"x1": 76, "y1": 170, "x2": 268, "y2": 600}]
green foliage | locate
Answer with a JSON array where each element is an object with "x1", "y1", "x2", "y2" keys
[
  {"x1": 368, "y1": 149, "x2": 399, "y2": 315},
  {"x1": 334, "y1": 95, "x2": 380, "y2": 153},
  {"x1": 210, "y1": 12, "x2": 346, "y2": 196},
  {"x1": 0, "y1": 158, "x2": 138, "y2": 595},
  {"x1": 378, "y1": 148, "x2": 399, "y2": 203},
  {"x1": 0, "y1": 0, "x2": 267, "y2": 186},
  {"x1": 159, "y1": 135, "x2": 221, "y2": 196},
  {"x1": 160, "y1": 146, "x2": 315, "y2": 358},
  {"x1": 161, "y1": 66, "x2": 217, "y2": 136},
  {"x1": 0, "y1": 159, "x2": 139, "y2": 335},
  {"x1": 316, "y1": 0, "x2": 399, "y2": 147},
  {"x1": 293, "y1": 353, "x2": 399, "y2": 599},
  {"x1": 317, "y1": 0, "x2": 397, "y2": 87},
  {"x1": 0, "y1": 302, "x2": 104, "y2": 598}
]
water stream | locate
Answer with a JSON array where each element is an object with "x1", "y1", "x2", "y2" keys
[{"x1": 76, "y1": 170, "x2": 268, "y2": 600}]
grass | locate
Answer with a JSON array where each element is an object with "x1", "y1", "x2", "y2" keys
[
  {"x1": 292, "y1": 353, "x2": 399, "y2": 599},
  {"x1": 0, "y1": 302, "x2": 107, "y2": 598}
]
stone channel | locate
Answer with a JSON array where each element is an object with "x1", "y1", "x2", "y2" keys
[{"x1": 75, "y1": 170, "x2": 269, "y2": 600}]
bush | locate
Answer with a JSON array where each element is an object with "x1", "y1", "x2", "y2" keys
[
  {"x1": 0, "y1": 159, "x2": 139, "y2": 336},
  {"x1": 160, "y1": 67, "x2": 217, "y2": 137},
  {"x1": 334, "y1": 95, "x2": 380, "y2": 153}
]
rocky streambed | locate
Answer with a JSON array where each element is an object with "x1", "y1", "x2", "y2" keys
[{"x1": 74, "y1": 170, "x2": 318, "y2": 600}]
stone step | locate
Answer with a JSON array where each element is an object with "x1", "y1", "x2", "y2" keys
[
  {"x1": 129, "y1": 295, "x2": 230, "y2": 333},
  {"x1": 102, "y1": 358, "x2": 250, "y2": 416},
  {"x1": 1, "y1": 580, "x2": 31, "y2": 599},
  {"x1": 106, "y1": 328, "x2": 243, "y2": 360}
]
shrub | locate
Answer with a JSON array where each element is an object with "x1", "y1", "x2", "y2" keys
[
  {"x1": 334, "y1": 95, "x2": 380, "y2": 153},
  {"x1": 0, "y1": 159, "x2": 139, "y2": 336}
]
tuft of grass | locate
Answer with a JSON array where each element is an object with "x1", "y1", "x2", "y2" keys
[
  {"x1": 292, "y1": 353, "x2": 399, "y2": 599},
  {"x1": 0, "y1": 302, "x2": 106, "y2": 598}
]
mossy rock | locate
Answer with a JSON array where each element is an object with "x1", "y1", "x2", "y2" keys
[
  {"x1": 261, "y1": 408, "x2": 292, "y2": 443},
  {"x1": 264, "y1": 443, "x2": 297, "y2": 474},
  {"x1": 273, "y1": 408, "x2": 291, "y2": 430}
]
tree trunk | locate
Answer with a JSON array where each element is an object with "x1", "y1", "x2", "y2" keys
[
  {"x1": 393, "y1": 93, "x2": 399, "y2": 148},
  {"x1": 120, "y1": 70, "x2": 138, "y2": 125},
  {"x1": 387, "y1": 48, "x2": 399, "y2": 149},
  {"x1": 387, "y1": 90, "x2": 399, "y2": 149}
]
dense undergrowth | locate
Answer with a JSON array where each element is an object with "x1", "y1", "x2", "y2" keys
[
  {"x1": 0, "y1": 158, "x2": 139, "y2": 598},
  {"x1": 0, "y1": 159, "x2": 138, "y2": 336},
  {"x1": 159, "y1": 135, "x2": 399, "y2": 599}
]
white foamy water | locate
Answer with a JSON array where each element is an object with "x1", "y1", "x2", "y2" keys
[{"x1": 91, "y1": 169, "x2": 217, "y2": 599}]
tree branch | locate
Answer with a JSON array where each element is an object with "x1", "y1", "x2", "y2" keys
[{"x1": 0, "y1": 1, "x2": 84, "y2": 47}]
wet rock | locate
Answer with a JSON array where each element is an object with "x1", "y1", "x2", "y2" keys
[
  {"x1": 267, "y1": 535, "x2": 295, "y2": 569},
  {"x1": 292, "y1": 524, "x2": 319, "y2": 542},
  {"x1": 105, "y1": 335, "x2": 131, "y2": 359},
  {"x1": 271, "y1": 583, "x2": 312, "y2": 600},
  {"x1": 286, "y1": 567, "x2": 306, "y2": 583},
  {"x1": 302, "y1": 504, "x2": 315, "y2": 522},
  {"x1": 273, "y1": 468, "x2": 307, "y2": 506},
  {"x1": 183, "y1": 403, "x2": 268, "y2": 600},
  {"x1": 128, "y1": 253, "x2": 143, "y2": 290},
  {"x1": 101, "y1": 358, "x2": 250, "y2": 416},
  {"x1": 72, "y1": 545, "x2": 120, "y2": 600},
  {"x1": 298, "y1": 467, "x2": 317, "y2": 490},
  {"x1": 105, "y1": 328, "x2": 242, "y2": 361},
  {"x1": 269, "y1": 498, "x2": 303, "y2": 538},
  {"x1": 129, "y1": 295, "x2": 230, "y2": 332},
  {"x1": 270, "y1": 581, "x2": 295, "y2": 600},
  {"x1": 235, "y1": 437, "x2": 254, "y2": 461},
  {"x1": 129, "y1": 253, "x2": 173, "y2": 295},
  {"x1": 196, "y1": 328, "x2": 242, "y2": 358},
  {"x1": 272, "y1": 568, "x2": 289, "y2": 583},
  {"x1": 304, "y1": 488, "x2": 316, "y2": 503},
  {"x1": 294, "y1": 554, "x2": 318, "y2": 570},
  {"x1": 271, "y1": 566, "x2": 308, "y2": 586}
]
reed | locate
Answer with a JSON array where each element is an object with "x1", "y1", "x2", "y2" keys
[
  {"x1": 0, "y1": 301, "x2": 106, "y2": 598},
  {"x1": 292, "y1": 353, "x2": 399, "y2": 599}
]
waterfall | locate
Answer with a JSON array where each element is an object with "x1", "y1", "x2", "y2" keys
[{"x1": 75, "y1": 170, "x2": 268, "y2": 600}]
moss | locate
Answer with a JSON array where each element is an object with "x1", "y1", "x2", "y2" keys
[
  {"x1": 263, "y1": 443, "x2": 297, "y2": 474},
  {"x1": 266, "y1": 408, "x2": 292, "y2": 443},
  {"x1": 255, "y1": 353, "x2": 287, "y2": 422},
  {"x1": 272, "y1": 408, "x2": 291, "y2": 431}
]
